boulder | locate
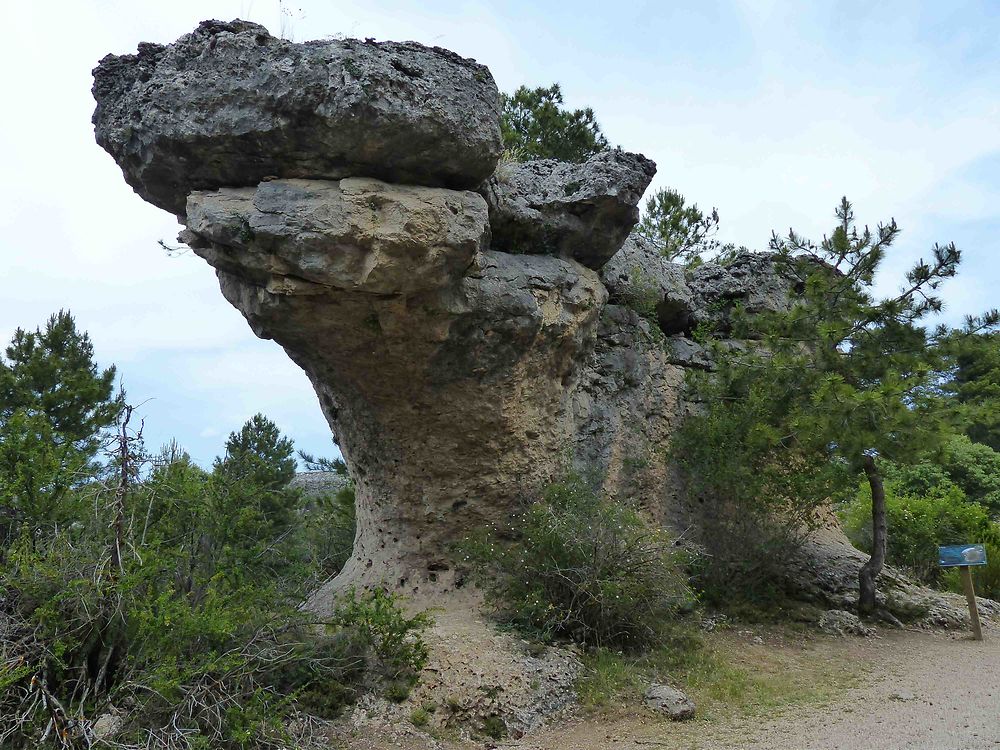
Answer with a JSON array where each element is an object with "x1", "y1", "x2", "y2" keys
[
  {"x1": 644, "y1": 684, "x2": 695, "y2": 720},
  {"x1": 686, "y1": 251, "x2": 808, "y2": 334},
  {"x1": 479, "y1": 150, "x2": 656, "y2": 269},
  {"x1": 183, "y1": 178, "x2": 489, "y2": 295},
  {"x1": 600, "y1": 234, "x2": 694, "y2": 334},
  {"x1": 817, "y1": 609, "x2": 875, "y2": 637},
  {"x1": 93, "y1": 20, "x2": 502, "y2": 216}
]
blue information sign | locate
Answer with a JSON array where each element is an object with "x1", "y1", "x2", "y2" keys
[{"x1": 938, "y1": 544, "x2": 988, "y2": 567}]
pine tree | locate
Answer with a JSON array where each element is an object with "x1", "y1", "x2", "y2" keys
[
  {"x1": 0, "y1": 311, "x2": 120, "y2": 541},
  {"x1": 636, "y1": 187, "x2": 722, "y2": 263},
  {"x1": 679, "y1": 198, "x2": 998, "y2": 614},
  {"x1": 500, "y1": 83, "x2": 608, "y2": 162}
]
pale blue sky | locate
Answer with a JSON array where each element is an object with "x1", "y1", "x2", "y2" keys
[{"x1": 1, "y1": 1, "x2": 998, "y2": 466}]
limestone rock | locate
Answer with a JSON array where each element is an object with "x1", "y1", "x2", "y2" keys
[
  {"x1": 94, "y1": 25, "x2": 991, "y2": 643},
  {"x1": 480, "y1": 150, "x2": 656, "y2": 269},
  {"x1": 178, "y1": 175, "x2": 606, "y2": 599},
  {"x1": 183, "y1": 178, "x2": 489, "y2": 296},
  {"x1": 664, "y1": 336, "x2": 713, "y2": 370},
  {"x1": 93, "y1": 20, "x2": 501, "y2": 216},
  {"x1": 818, "y1": 609, "x2": 875, "y2": 637},
  {"x1": 290, "y1": 471, "x2": 350, "y2": 498},
  {"x1": 644, "y1": 684, "x2": 695, "y2": 720},
  {"x1": 348, "y1": 613, "x2": 580, "y2": 739},
  {"x1": 600, "y1": 234, "x2": 694, "y2": 334},
  {"x1": 686, "y1": 252, "x2": 808, "y2": 334},
  {"x1": 572, "y1": 304, "x2": 687, "y2": 522},
  {"x1": 90, "y1": 713, "x2": 122, "y2": 741}
]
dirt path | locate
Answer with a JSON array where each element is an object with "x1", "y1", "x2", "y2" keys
[{"x1": 521, "y1": 629, "x2": 1000, "y2": 750}]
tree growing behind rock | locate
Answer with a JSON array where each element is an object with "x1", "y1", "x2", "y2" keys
[
  {"x1": 636, "y1": 187, "x2": 722, "y2": 264},
  {"x1": 500, "y1": 83, "x2": 608, "y2": 162},
  {"x1": 675, "y1": 197, "x2": 999, "y2": 615},
  {"x1": 0, "y1": 311, "x2": 120, "y2": 546}
]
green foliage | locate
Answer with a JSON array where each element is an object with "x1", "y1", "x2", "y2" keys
[
  {"x1": 841, "y1": 479, "x2": 990, "y2": 582},
  {"x1": 0, "y1": 315, "x2": 425, "y2": 748},
  {"x1": 500, "y1": 83, "x2": 608, "y2": 162},
  {"x1": 939, "y1": 330, "x2": 1000, "y2": 451},
  {"x1": 0, "y1": 311, "x2": 118, "y2": 445},
  {"x1": 674, "y1": 197, "x2": 993, "y2": 605},
  {"x1": 297, "y1": 445, "x2": 348, "y2": 474},
  {"x1": 635, "y1": 187, "x2": 722, "y2": 264},
  {"x1": 884, "y1": 435, "x2": 1000, "y2": 514},
  {"x1": 301, "y1": 481, "x2": 357, "y2": 580},
  {"x1": 464, "y1": 474, "x2": 694, "y2": 651},
  {"x1": 0, "y1": 311, "x2": 120, "y2": 544},
  {"x1": 674, "y1": 363, "x2": 847, "y2": 604},
  {"x1": 215, "y1": 413, "x2": 296, "y2": 490},
  {"x1": 331, "y1": 588, "x2": 431, "y2": 682}
]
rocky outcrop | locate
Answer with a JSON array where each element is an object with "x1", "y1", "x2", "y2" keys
[
  {"x1": 644, "y1": 684, "x2": 696, "y2": 720},
  {"x1": 601, "y1": 234, "x2": 693, "y2": 334},
  {"x1": 480, "y1": 150, "x2": 655, "y2": 269},
  {"x1": 94, "y1": 22, "x2": 980, "y2": 636},
  {"x1": 93, "y1": 19, "x2": 501, "y2": 217}
]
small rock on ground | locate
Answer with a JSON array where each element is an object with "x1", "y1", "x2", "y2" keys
[{"x1": 644, "y1": 684, "x2": 696, "y2": 720}]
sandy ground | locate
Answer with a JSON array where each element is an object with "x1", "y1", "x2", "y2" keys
[
  {"x1": 334, "y1": 625, "x2": 1000, "y2": 750},
  {"x1": 520, "y1": 629, "x2": 1000, "y2": 750}
]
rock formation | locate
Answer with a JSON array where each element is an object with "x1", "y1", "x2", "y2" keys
[{"x1": 94, "y1": 20, "x2": 981, "y2": 628}]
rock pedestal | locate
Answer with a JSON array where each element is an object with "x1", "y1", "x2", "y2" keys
[
  {"x1": 93, "y1": 20, "x2": 974, "y2": 630},
  {"x1": 94, "y1": 20, "x2": 656, "y2": 605}
]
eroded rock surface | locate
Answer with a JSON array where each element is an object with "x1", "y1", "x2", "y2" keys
[
  {"x1": 480, "y1": 150, "x2": 656, "y2": 269},
  {"x1": 94, "y1": 21, "x2": 982, "y2": 636},
  {"x1": 93, "y1": 19, "x2": 501, "y2": 216}
]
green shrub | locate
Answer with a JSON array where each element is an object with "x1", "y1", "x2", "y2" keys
[
  {"x1": 464, "y1": 474, "x2": 694, "y2": 651},
  {"x1": 842, "y1": 480, "x2": 990, "y2": 583},
  {"x1": 0, "y1": 409, "x2": 427, "y2": 749},
  {"x1": 301, "y1": 482, "x2": 357, "y2": 579},
  {"x1": 883, "y1": 435, "x2": 1000, "y2": 514},
  {"x1": 331, "y1": 587, "x2": 431, "y2": 682}
]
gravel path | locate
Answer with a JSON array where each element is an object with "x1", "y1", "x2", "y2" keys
[
  {"x1": 706, "y1": 630, "x2": 1000, "y2": 750},
  {"x1": 521, "y1": 629, "x2": 1000, "y2": 750}
]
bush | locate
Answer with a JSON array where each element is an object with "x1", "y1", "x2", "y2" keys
[
  {"x1": 0, "y1": 409, "x2": 427, "y2": 749},
  {"x1": 464, "y1": 474, "x2": 694, "y2": 651},
  {"x1": 671, "y1": 365, "x2": 845, "y2": 607},
  {"x1": 883, "y1": 435, "x2": 1000, "y2": 514},
  {"x1": 301, "y1": 482, "x2": 357, "y2": 580},
  {"x1": 841, "y1": 480, "x2": 990, "y2": 583}
]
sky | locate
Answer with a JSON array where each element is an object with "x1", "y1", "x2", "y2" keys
[{"x1": 1, "y1": 0, "x2": 998, "y2": 466}]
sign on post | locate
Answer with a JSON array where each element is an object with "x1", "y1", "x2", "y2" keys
[
  {"x1": 939, "y1": 544, "x2": 987, "y2": 641},
  {"x1": 939, "y1": 544, "x2": 988, "y2": 567}
]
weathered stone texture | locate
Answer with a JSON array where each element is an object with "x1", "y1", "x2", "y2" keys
[
  {"x1": 180, "y1": 177, "x2": 606, "y2": 600},
  {"x1": 94, "y1": 21, "x2": 980, "y2": 630},
  {"x1": 93, "y1": 20, "x2": 501, "y2": 216},
  {"x1": 480, "y1": 150, "x2": 656, "y2": 269}
]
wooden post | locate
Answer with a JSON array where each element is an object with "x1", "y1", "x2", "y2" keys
[{"x1": 959, "y1": 565, "x2": 984, "y2": 641}]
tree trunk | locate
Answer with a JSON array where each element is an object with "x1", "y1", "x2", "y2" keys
[{"x1": 858, "y1": 453, "x2": 886, "y2": 616}]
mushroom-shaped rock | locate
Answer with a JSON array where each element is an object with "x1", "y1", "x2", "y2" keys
[
  {"x1": 93, "y1": 19, "x2": 502, "y2": 217},
  {"x1": 180, "y1": 176, "x2": 606, "y2": 602},
  {"x1": 479, "y1": 150, "x2": 656, "y2": 269}
]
